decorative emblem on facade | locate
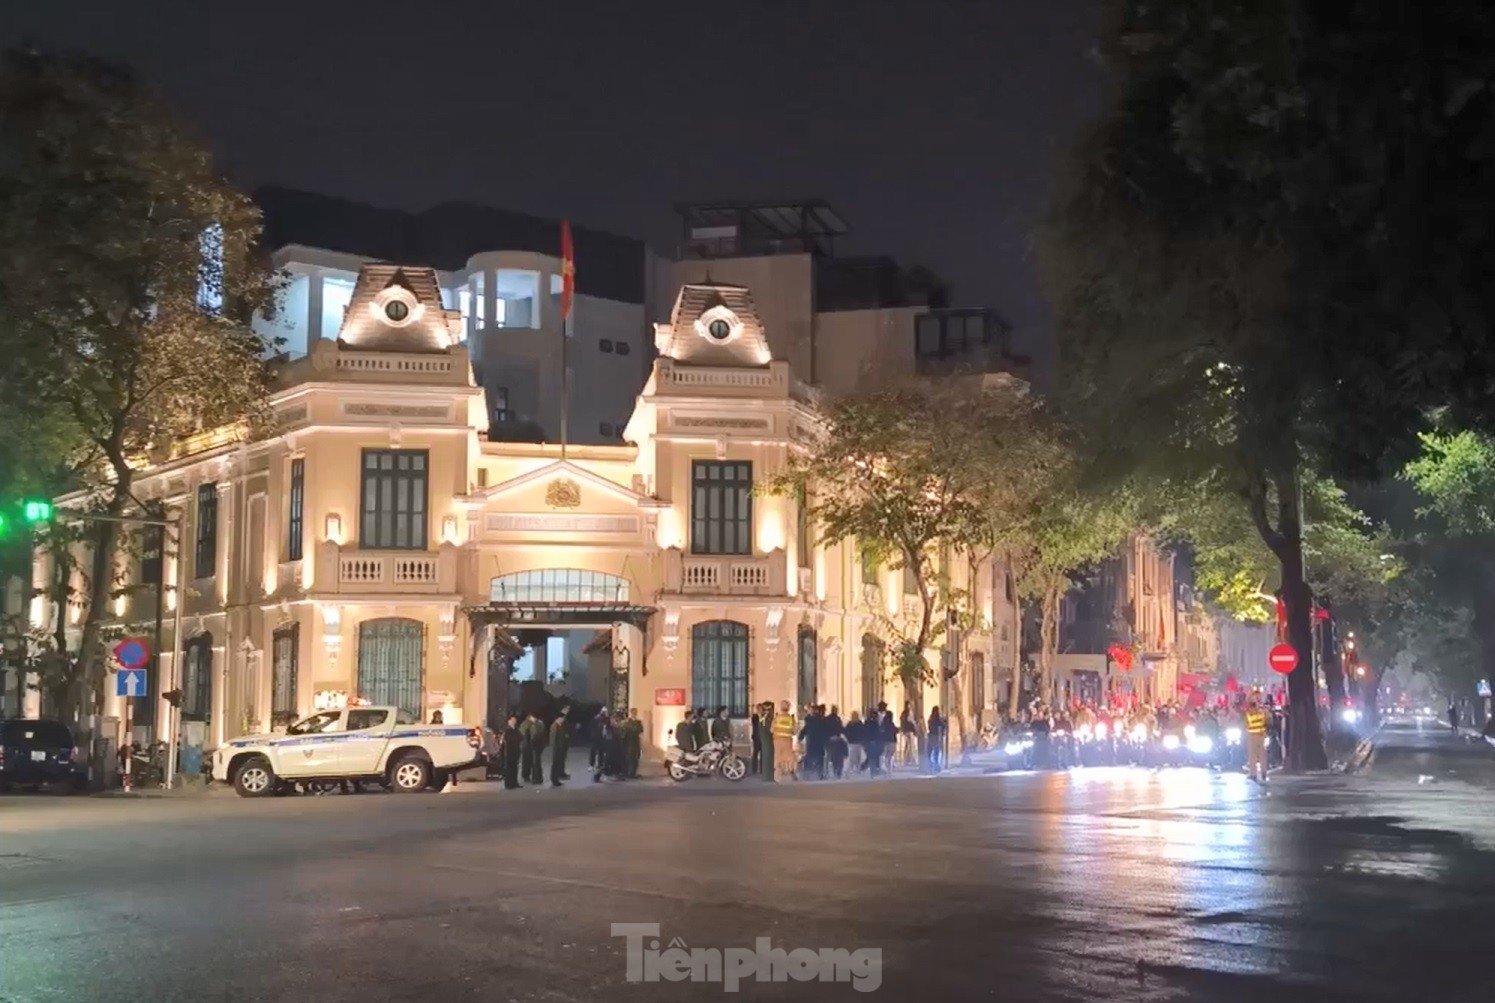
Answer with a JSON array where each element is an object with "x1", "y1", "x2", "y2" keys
[{"x1": 545, "y1": 478, "x2": 582, "y2": 508}]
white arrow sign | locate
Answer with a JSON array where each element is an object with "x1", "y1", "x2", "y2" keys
[{"x1": 116, "y1": 669, "x2": 146, "y2": 698}]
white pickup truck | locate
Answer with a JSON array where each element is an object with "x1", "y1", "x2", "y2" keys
[{"x1": 213, "y1": 707, "x2": 482, "y2": 797}]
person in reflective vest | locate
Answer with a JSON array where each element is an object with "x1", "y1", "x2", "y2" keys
[
  {"x1": 772, "y1": 700, "x2": 798, "y2": 782},
  {"x1": 1244, "y1": 695, "x2": 1270, "y2": 783}
]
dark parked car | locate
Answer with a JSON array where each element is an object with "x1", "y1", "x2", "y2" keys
[{"x1": 0, "y1": 719, "x2": 88, "y2": 792}]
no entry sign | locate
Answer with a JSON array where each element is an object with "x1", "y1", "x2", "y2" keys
[
  {"x1": 1268, "y1": 643, "x2": 1299, "y2": 675},
  {"x1": 113, "y1": 637, "x2": 151, "y2": 670}
]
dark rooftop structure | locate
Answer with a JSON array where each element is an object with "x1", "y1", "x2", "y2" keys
[
  {"x1": 255, "y1": 186, "x2": 647, "y2": 304},
  {"x1": 676, "y1": 200, "x2": 850, "y2": 259}
]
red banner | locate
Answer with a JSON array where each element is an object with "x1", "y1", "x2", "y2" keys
[
  {"x1": 654, "y1": 687, "x2": 686, "y2": 706},
  {"x1": 560, "y1": 220, "x2": 575, "y2": 321}
]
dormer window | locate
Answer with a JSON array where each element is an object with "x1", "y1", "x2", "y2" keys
[
  {"x1": 369, "y1": 284, "x2": 422, "y2": 329},
  {"x1": 693, "y1": 303, "x2": 744, "y2": 346}
]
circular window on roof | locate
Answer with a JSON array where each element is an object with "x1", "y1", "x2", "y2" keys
[
  {"x1": 384, "y1": 300, "x2": 410, "y2": 323},
  {"x1": 707, "y1": 318, "x2": 731, "y2": 340}
]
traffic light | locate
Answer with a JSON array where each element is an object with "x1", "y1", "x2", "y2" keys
[{"x1": 22, "y1": 499, "x2": 53, "y2": 523}]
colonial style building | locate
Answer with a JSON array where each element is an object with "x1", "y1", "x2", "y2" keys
[{"x1": 33, "y1": 269, "x2": 1018, "y2": 756}]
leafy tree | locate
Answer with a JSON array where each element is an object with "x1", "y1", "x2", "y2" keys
[
  {"x1": 1156, "y1": 475, "x2": 1397, "y2": 721},
  {"x1": 1006, "y1": 481, "x2": 1136, "y2": 715},
  {"x1": 1040, "y1": 0, "x2": 1495, "y2": 767},
  {"x1": 1401, "y1": 429, "x2": 1495, "y2": 707},
  {"x1": 775, "y1": 380, "x2": 1061, "y2": 726},
  {"x1": 0, "y1": 51, "x2": 277, "y2": 728}
]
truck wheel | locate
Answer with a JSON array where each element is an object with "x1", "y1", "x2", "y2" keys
[
  {"x1": 233, "y1": 756, "x2": 277, "y2": 798},
  {"x1": 389, "y1": 754, "x2": 431, "y2": 793}
]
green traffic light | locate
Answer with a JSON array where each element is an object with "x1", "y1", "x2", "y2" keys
[{"x1": 22, "y1": 499, "x2": 53, "y2": 523}]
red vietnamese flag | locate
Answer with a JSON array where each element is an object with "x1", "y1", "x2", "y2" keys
[{"x1": 560, "y1": 220, "x2": 575, "y2": 322}]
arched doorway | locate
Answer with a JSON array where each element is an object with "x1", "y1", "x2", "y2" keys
[
  {"x1": 357, "y1": 618, "x2": 424, "y2": 719},
  {"x1": 797, "y1": 627, "x2": 817, "y2": 709},
  {"x1": 691, "y1": 620, "x2": 749, "y2": 717},
  {"x1": 860, "y1": 633, "x2": 884, "y2": 712}
]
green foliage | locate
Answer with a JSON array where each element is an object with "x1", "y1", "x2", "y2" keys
[
  {"x1": 0, "y1": 51, "x2": 278, "y2": 721},
  {"x1": 1403, "y1": 430, "x2": 1495, "y2": 537}
]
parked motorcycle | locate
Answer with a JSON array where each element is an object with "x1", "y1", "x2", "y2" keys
[{"x1": 664, "y1": 740, "x2": 747, "y2": 782}]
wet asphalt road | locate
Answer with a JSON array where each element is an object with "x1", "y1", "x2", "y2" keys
[{"x1": 3, "y1": 720, "x2": 1493, "y2": 1003}]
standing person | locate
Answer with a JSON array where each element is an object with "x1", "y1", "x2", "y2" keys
[
  {"x1": 845, "y1": 711, "x2": 865, "y2": 775},
  {"x1": 899, "y1": 707, "x2": 918, "y2": 767},
  {"x1": 588, "y1": 707, "x2": 609, "y2": 768},
  {"x1": 675, "y1": 709, "x2": 699, "y2": 753},
  {"x1": 750, "y1": 708, "x2": 762, "y2": 775},
  {"x1": 520, "y1": 711, "x2": 545, "y2": 786},
  {"x1": 693, "y1": 707, "x2": 711, "y2": 750},
  {"x1": 710, "y1": 706, "x2": 732, "y2": 747},
  {"x1": 772, "y1": 700, "x2": 798, "y2": 782},
  {"x1": 500, "y1": 713, "x2": 523, "y2": 790},
  {"x1": 826, "y1": 704, "x2": 847, "y2": 779},
  {"x1": 879, "y1": 703, "x2": 898, "y2": 773},
  {"x1": 592, "y1": 714, "x2": 618, "y2": 782},
  {"x1": 927, "y1": 707, "x2": 947, "y2": 772},
  {"x1": 549, "y1": 705, "x2": 571, "y2": 787},
  {"x1": 862, "y1": 708, "x2": 883, "y2": 776},
  {"x1": 1448, "y1": 701, "x2": 1460, "y2": 736},
  {"x1": 800, "y1": 705, "x2": 828, "y2": 780},
  {"x1": 1244, "y1": 695, "x2": 1270, "y2": 783},
  {"x1": 622, "y1": 708, "x2": 643, "y2": 778},
  {"x1": 757, "y1": 703, "x2": 776, "y2": 780}
]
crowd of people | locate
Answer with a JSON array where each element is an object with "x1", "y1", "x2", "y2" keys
[
  {"x1": 664, "y1": 700, "x2": 956, "y2": 783},
  {"x1": 484, "y1": 706, "x2": 645, "y2": 789}
]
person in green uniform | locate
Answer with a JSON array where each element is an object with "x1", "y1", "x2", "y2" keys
[
  {"x1": 758, "y1": 702, "x2": 775, "y2": 780},
  {"x1": 519, "y1": 712, "x2": 545, "y2": 785},
  {"x1": 549, "y1": 705, "x2": 571, "y2": 787},
  {"x1": 622, "y1": 708, "x2": 643, "y2": 777}
]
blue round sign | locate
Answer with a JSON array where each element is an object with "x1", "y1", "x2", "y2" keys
[{"x1": 114, "y1": 638, "x2": 150, "y2": 670}]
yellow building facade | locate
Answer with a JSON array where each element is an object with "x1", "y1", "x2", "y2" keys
[{"x1": 38, "y1": 269, "x2": 1018, "y2": 755}]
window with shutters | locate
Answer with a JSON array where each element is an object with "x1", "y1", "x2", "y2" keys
[
  {"x1": 860, "y1": 634, "x2": 885, "y2": 710},
  {"x1": 691, "y1": 620, "x2": 749, "y2": 717},
  {"x1": 182, "y1": 634, "x2": 213, "y2": 721},
  {"x1": 360, "y1": 450, "x2": 428, "y2": 550},
  {"x1": 691, "y1": 460, "x2": 752, "y2": 555},
  {"x1": 271, "y1": 625, "x2": 299, "y2": 726},
  {"x1": 194, "y1": 483, "x2": 217, "y2": 577},
  {"x1": 287, "y1": 458, "x2": 305, "y2": 561}
]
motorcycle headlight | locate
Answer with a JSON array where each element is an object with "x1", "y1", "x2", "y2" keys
[
  {"x1": 1077, "y1": 725, "x2": 1093, "y2": 742},
  {"x1": 1130, "y1": 725, "x2": 1149, "y2": 743},
  {"x1": 1187, "y1": 736, "x2": 1214, "y2": 755},
  {"x1": 1184, "y1": 724, "x2": 1197, "y2": 740},
  {"x1": 1226, "y1": 728, "x2": 1242, "y2": 745},
  {"x1": 1162, "y1": 734, "x2": 1181, "y2": 751},
  {"x1": 1340, "y1": 708, "x2": 1361, "y2": 724},
  {"x1": 1095, "y1": 723, "x2": 1108, "y2": 740},
  {"x1": 1004, "y1": 742, "x2": 1025, "y2": 756}
]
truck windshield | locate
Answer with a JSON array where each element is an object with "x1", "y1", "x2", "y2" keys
[{"x1": 286, "y1": 711, "x2": 342, "y2": 735}]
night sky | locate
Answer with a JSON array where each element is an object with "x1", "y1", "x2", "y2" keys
[{"x1": 2, "y1": 0, "x2": 1103, "y2": 368}]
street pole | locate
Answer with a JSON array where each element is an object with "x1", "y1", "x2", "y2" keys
[{"x1": 165, "y1": 509, "x2": 185, "y2": 790}]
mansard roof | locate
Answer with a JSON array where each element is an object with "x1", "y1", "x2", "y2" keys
[
  {"x1": 653, "y1": 281, "x2": 772, "y2": 366},
  {"x1": 337, "y1": 264, "x2": 462, "y2": 352}
]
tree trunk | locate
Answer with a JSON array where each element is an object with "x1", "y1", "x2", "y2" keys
[
  {"x1": 1272, "y1": 476, "x2": 1328, "y2": 772},
  {"x1": 65, "y1": 478, "x2": 130, "y2": 738},
  {"x1": 1039, "y1": 577, "x2": 1062, "y2": 706}
]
